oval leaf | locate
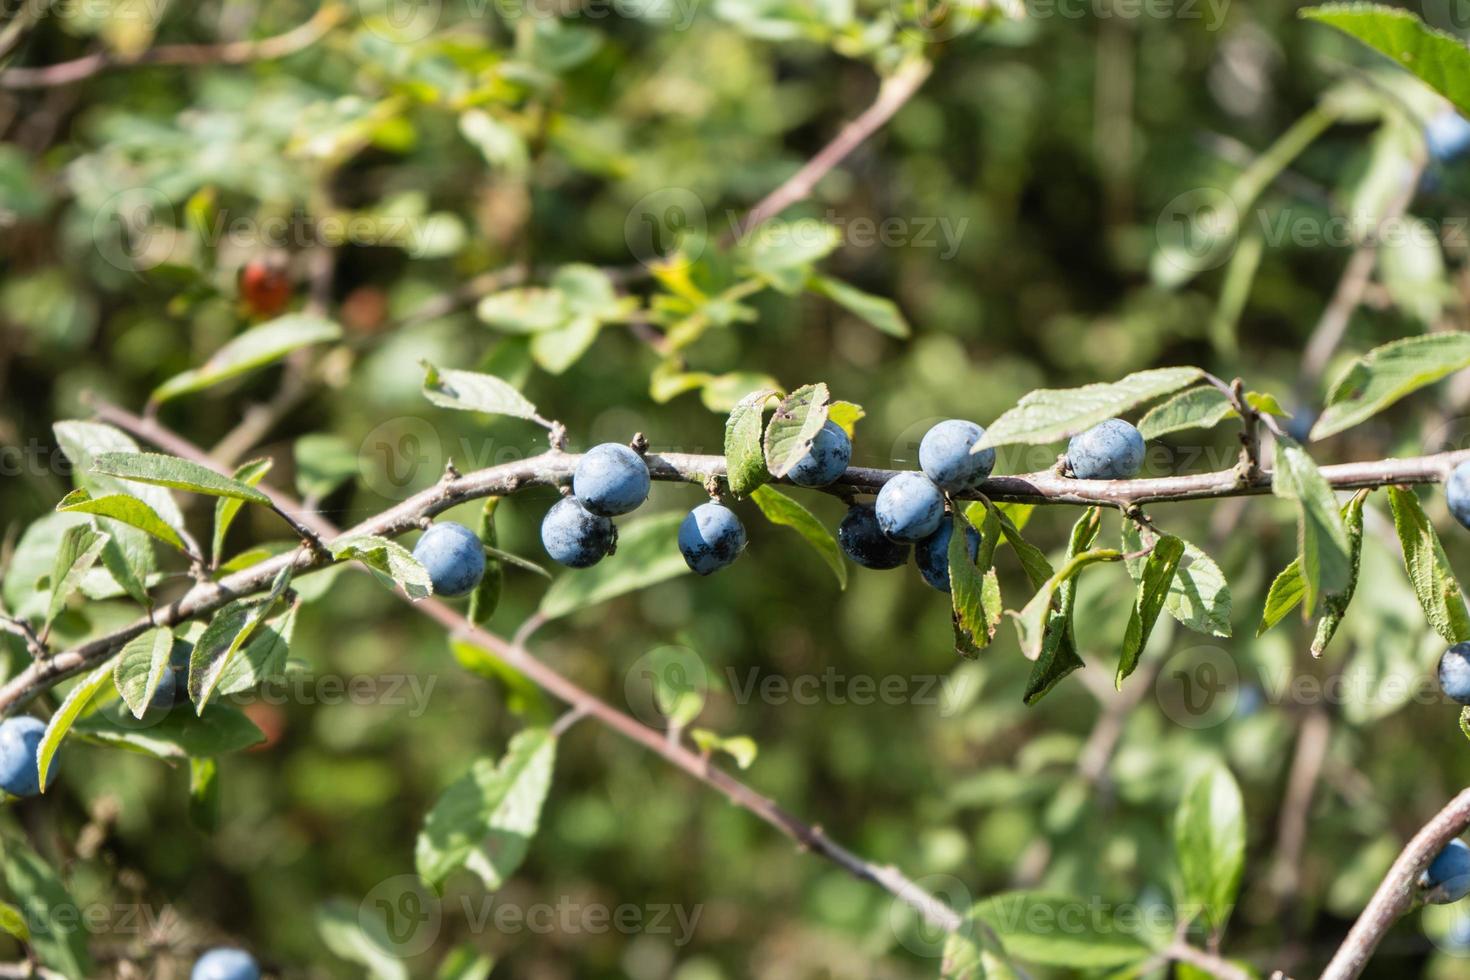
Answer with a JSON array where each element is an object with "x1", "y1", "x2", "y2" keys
[
  {"x1": 91, "y1": 452, "x2": 272, "y2": 505},
  {"x1": 749, "y1": 485, "x2": 845, "y2": 589},
  {"x1": 762, "y1": 382, "x2": 831, "y2": 478},
  {"x1": 976, "y1": 367, "x2": 1204, "y2": 450},
  {"x1": 421, "y1": 361, "x2": 541, "y2": 421},
  {"x1": 151, "y1": 315, "x2": 342, "y2": 404}
]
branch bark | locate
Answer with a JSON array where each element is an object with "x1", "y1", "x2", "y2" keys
[
  {"x1": 0, "y1": 3, "x2": 346, "y2": 90},
  {"x1": 1319, "y1": 786, "x2": 1470, "y2": 980},
  {"x1": 42, "y1": 401, "x2": 967, "y2": 938}
]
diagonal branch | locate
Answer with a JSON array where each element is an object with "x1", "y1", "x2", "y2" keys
[
  {"x1": 42, "y1": 401, "x2": 967, "y2": 938},
  {"x1": 0, "y1": 3, "x2": 346, "y2": 90}
]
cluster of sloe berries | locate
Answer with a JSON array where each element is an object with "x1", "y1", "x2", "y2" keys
[{"x1": 837, "y1": 417, "x2": 1145, "y2": 593}]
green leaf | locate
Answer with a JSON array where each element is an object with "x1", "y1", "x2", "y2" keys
[
  {"x1": 1311, "y1": 334, "x2": 1470, "y2": 440},
  {"x1": 74, "y1": 703, "x2": 264, "y2": 758},
  {"x1": 416, "y1": 728, "x2": 557, "y2": 892},
  {"x1": 436, "y1": 944, "x2": 495, "y2": 980},
  {"x1": 1013, "y1": 547, "x2": 1123, "y2": 661},
  {"x1": 93, "y1": 527, "x2": 153, "y2": 608},
  {"x1": 113, "y1": 626, "x2": 174, "y2": 719},
  {"x1": 1137, "y1": 386, "x2": 1235, "y2": 440},
  {"x1": 951, "y1": 506, "x2": 1000, "y2": 658},
  {"x1": 91, "y1": 452, "x2": 272, "y2": 505},
  {"x1": 940, "y1": 916, "x2": 1020, "y2": 980},
  {"x1": 1313, "y1": 489, "x2": 1368, "y2": 656},
  {"x1": 1380, "y1": 217, "x2": 1447, "y2": 326},
  {"x1": 212, "y1": 458, "x2": 274, "y2": 564},
  {"x1": 1387, "y1": 486, "x2": 1470, "y2": 643},
  {"x1": 992, "y1": 508, "x2": 1054, "y2": 589},
  {"x1": 294, "y1": 435, "x2": 357, "y2": 501},
  {"x1": 529, "y1": 314, "x2": 601, "y2": 374},
  {"x1": 970, "y1": 892, "x2": 1154, "y2": 968},
  {"x1": 539, "y1": 512, "x2": 688, "y2": 619},
  {"x1": 827, "y1": 400, "x2": 865, "y2": 438},
  {"x1": 1461, "y1": 707, "x2": 1470, "y2": 743},
  {"x1": 188, "y1": 757, "x2": 220, "y2": 832},
  {"x1": 450, "y1": 638, "x2": 555, "y2": 724},
  {"x1": 1023, "y1": 509, "x2": 1100, "y2": 704},
  {"x1": 1246, "y1": 390, "x2": 1290, "y2": 417},
  {"x1": 1125, "y1": 526, "x2": 1233, "y2": 638},
  {"x1": 808, "y1": 275, "x2": 911, "y2": 338},
  {"x1": 316, "y1": 898, "x2": 409, "y2": 980},
  {"x1": 57, "y1": 487, "x2": 187, "y2": 553},
  {"x1": 1257, "y1": 558, "x2": 1306, "y2": 636},
  {"x1": 976, "y1": 367, "x2": 1203, "y2": 450},
  {"x1": 1272, "y1": 438, "x2": 1352, "y2": 614},
  {"x1": 1301, "y1": 4, "x2": 1470, "y2": 116},
  {"x1": 724, "y1": 388, "x2": 780, "y2": 496},
  {"x1": 151, "y1": 314, "x2": 342, "y2": 404},
  {"x1": 749, "y1": 485, "x2": 846, "y2": 588},
  {"x1": 1174, "y1": 764, "x2": 1245, "y2": 934},
  {"x1": 0, "y1": 835, "x2": 94, "y2": 978},
  {"x1": 331, "y1": 535, "x2": 432, "y2": 600},
  {"x1": 53, "y1": 420, "x2": 185, "y2": 530},
  {"x1": 421, "y1": 361, "x2": 542, "y2": 421},
  {"x1": 469, "y1": 499, "x2": 504, "y2": 627},
  {"x1": 214, "y1": 604, "x2": 296, "y2": 697},
  {"x1": 738, "y1": 219, "x2": 842, "y2": 284},
  {"x1": 1117, "y1": 535, "x2": 1185, "y2": 687},
  {"x1": 476, "y1": 287, "x2": 569, "y2": 333},
  {"x1": 0, "y1": 899, "x2": 28, "y2": 943},
  {"x1": 763, "y1": 382, "x2": 831, "y2": 478},
  {"x1": 39, "y1": 659, "x2": 116, "y2": 791},
  {"x1": 690, "y1": 729, "x2": 758, "y2": 769},
  {"x1": 188, "y1": 566, "x2": 293, "y2": 711},
  {"x1": 45, "y1": 524, "x2": 110, "y2": 630}
]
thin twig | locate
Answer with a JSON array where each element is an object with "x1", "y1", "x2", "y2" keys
[
  {"x1": 0, "y1": 616, "x2": 46, "y2": 660},
  {"x1": 0, "y1": 3, "x2": 347, "y2": 90},
  {"x1": 1319, "y1": 786, "x2": 1470, "y2": 980},
  {"x1": 54, "y1": 401, "x2": 968, "y2": 937},
  {"x1": 1166, "y1": 941, "x2": 1254, "y2": 980},
  {"x1": 728, "y1": 58, "x2": 932, "y2": 241},
  {"x1": 1266, "y1": 708, "x2": 1331, "y2": 907}
]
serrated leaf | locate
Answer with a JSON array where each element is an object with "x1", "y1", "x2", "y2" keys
[
  {"x1": 189, "y1": 566, "x2": 293, "y2": 711},
  {"x1": 1311, "y1": 334, "x2": 1470, "y2": 440},
  {"x1": 1117, "y1": 535, "x2": 1185, "y2": 687},
  {"x1": 941, "y1": 916, "x2": 1020, "y2": 980},
  {"x1": 151, "y1": 314, "x2": 342, "y2": 404},
  {"x1": 57, "y1": 487, "x2": 187, "y2": 553},
  {"x1": 993, "y1": 508, "x2": 1054, "y2": 589},
  {"x1": 690, "y1": 728, "x2": 758, "y2": 769},
  {"x1": 1301, "y1": 4, "x2": 1470, "y2": 116},
  {"x1": 762, "y1": 382, "x2": 831, "y2": 478},
  {"x1": 724, "y1": 388, "x2": 780, "y2": 496},
  {"x1": 1137, "y1": 386, "x2": 1235, "y2": 440},
  {"x1": 39, "y1": 659, "x2": 116, "y2": 791},
  {"x1": 749, "y1": 485, "x2": 845, "y2": 589},
  {"x1": 214, "y1": 604, "x2": 296, "y2": 697},
  {"x1": 113, "y1": 626, "x2": 174, "y2": 719},
  {"x1": 421, "y1": 361, "x2": 541, "y2": 421},
  {"x1": 1122, "y1": 526, "x2": 1233, "y2": 638},
  {"x1": 1313, "y1": 489, "x2": 1368, "y2": 656},
  {"x1": 1257, "y1": 558, "x2": 1306, "y2": 636},
  {"x1": 1272, "y1": 438, "x2": 1352, "y2": 614},
  {"x1": 976, "y1": 367, "x2": 1203, "y2": 450},
  {"x1": 538, "y1": 513, "x2": 688, "y2": 619},
  {"x1": 331, "y1": 535, "x2": 432, "y2": 600},
  {"x1": 951, "y1": 507, "x2": 999, "y2": 658},
  {"x1": 1246, "y1": 391, "x2": 1290, "y2": 416},
  {"x1": 0, "y1": 835, "x2": 93, "y2": 978},
  {"x1": 970, "y1": 892, "x2": 1153, "y2": 968},
  {"x1": 1174, "y1": 764, "x2": 1245, "y2": 934},
  {"x1": 45, "y1": 524, "x2": 109, "y2": 630},
  {"x1": 808, "y1": 275, "x2": 911, "y2": 338},
  {"x1": 212, "y1": 458, "x2": 274, "y2": 564},
  {"x1": 53, "y1": 420, "x2": 184, "y2": 530},
  {"x1": 416, "y1": 728, "x2": 556, "y2": 892},
  {"x1": 1387, "y1": 485, "x2": 1470, "y2": 643},
  {"x1": 469, "y1": 499, "x2": 504, "y2": 627},
  {"x1": 91, "y1": 452, "x2": 272, "y2": 505}
]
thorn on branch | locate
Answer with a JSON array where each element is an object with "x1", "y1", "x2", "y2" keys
[
  {"x1": 630, "y1": 432, "x2": 649, "y2": 456},
  {"x1": 443, "y1": 457, "x2": 461, "y2": 481},
  {"x1": 0, "y1": 616, "x2": 47, "y2": 661}
]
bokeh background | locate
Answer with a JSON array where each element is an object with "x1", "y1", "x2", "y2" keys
[{"x1": 3, "y1": 0, "x2": 1470, "y2": 976}]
